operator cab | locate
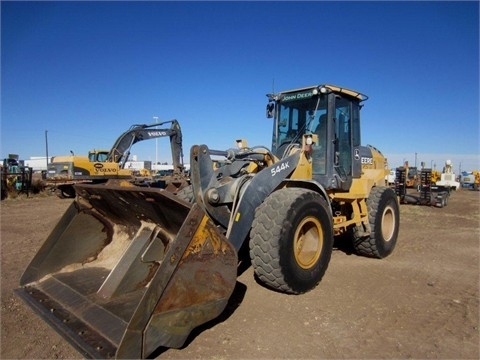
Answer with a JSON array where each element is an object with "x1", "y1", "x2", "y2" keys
[
  {"x1": 88, "y1": 150, "x2": 109, "y2": 162},
  {"x1": 267, "y1": 84, "x2": 367, "y2": 191}
]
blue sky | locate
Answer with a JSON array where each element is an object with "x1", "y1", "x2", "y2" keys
[{"x1": 2, "y1": 1, "x2": 479, "y2": 172}]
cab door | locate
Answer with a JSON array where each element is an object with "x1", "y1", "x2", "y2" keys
[{"x1": 332, "y1": 96, "x2": 354, "y2": 190}]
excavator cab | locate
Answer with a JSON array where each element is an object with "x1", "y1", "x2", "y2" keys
[
  {"x1": 267, "y1": 85, "x2": 365, "y2": 191},
  {"x1": 88, "y1": 150, "x2": 110, "y2": 162}
]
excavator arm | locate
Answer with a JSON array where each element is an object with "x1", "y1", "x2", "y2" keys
[{"x1": 107, "y1": 119, "x2": 184, "y2": 174}]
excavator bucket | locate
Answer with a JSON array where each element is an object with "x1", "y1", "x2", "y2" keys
[{"x1": 15, "y1": 183, "x2": 238, "y2": 359}]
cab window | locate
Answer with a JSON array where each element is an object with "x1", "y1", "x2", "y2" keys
[{"x1": 335, "y1": 98, "x2": 352, "y2": 176}]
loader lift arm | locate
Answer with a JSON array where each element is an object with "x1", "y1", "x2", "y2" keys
[{"x1": 107, "y1": 119, "x2": 184, "y2": 174}]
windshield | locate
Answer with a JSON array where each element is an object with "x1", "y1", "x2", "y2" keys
[
  {"x1": 89, "y1": 152, "x2": 109, "y2": 162},
  {"x1": 273, "y1": 93, "x2": 327, "y2": 155}
]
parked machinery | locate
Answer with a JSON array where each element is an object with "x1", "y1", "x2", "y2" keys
[
  {"x1": 435, "y1": 160, "x2": 460, "y2": 190},
  {"x1": 460, "y1": 170, "x2": 479, "y2": 190},
  {"x1": 46, "y1": 120, "x2": 188, "y2": 198},
  {"x1": 395, "y1": 161, "x2": 419, "y2": 189},
  {"x1": 395, "y1": 167, "x2": 450, "y2": 207},
  {"x1": 473, "y1": 170, "x2": 479, "y2": 191},
  {"x1": 1, "y1": 154, "x2": 33, "y2": 200}
]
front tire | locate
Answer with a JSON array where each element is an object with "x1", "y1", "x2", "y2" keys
[
  {"x1": 354, "y1": 187, "x2": 400, "y2": 258},
  {"x1": 249, "y1": 188, "x2": 333, "y2": 294}
]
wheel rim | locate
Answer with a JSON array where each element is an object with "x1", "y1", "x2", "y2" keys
[
  {"x1": 381, "y1": 204, "x2": 396, "y2": 242},
  {"x1": 294, "y1": 216, "x2": 323, "y2": 269}
]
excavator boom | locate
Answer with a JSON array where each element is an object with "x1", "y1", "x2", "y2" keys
[{"x1": 107, "y1": 119, "x2": 185, "y2": 174}]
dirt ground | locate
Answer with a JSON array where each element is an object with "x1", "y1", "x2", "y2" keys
[{"x1": 1, "y1": 189, "x2": 479, "y2": 359}]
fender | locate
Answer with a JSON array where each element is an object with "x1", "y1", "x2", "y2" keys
[
  {"x1": 279, "y1": 179, "x2": 333, "y2": 217},
  {"x1": 226, "y1": 151, "x2": 301, "y2": 250}
]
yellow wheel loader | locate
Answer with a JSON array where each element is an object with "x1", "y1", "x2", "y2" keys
[{"x1": 15, "y1": 84, "x2": 400, "y2": 358}]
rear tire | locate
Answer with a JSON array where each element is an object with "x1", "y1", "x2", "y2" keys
[
  {"x1": 249, "y1": 188, "x2": 333, "y2": 294},
  {"x1": 354, "y1": 186, "x2": 399, "y2": 258}
]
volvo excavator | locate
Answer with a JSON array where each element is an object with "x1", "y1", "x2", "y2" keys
[
  {"x1": 46, "y1": 119, "x2": 187, "y2": 198},
  {"x1": 16, "y1": 84, "x2": 400, "y2": 359}
]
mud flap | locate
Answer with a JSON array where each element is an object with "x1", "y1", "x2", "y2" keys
[{"x1": 15, "y1": 184, "x2": 237, "y2": 359}]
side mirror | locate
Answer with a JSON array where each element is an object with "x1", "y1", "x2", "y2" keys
[{"x1": 266, "y1": 102, "x2": 275, "y2": 118}]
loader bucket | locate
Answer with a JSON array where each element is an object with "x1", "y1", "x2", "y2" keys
[{"x1": 15, "y1": 184, "x2": 238, "y2": 359}]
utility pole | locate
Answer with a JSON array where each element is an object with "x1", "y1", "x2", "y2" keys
[{"x1": 45, "y1": 130, "x2": 49, "y2": 169}]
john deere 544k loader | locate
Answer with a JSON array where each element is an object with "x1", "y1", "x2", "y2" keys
[{"x1": 15, "y1": 84, "x2": 400, "y2": 358}]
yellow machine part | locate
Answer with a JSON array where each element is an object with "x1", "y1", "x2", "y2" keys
[
  {"x1": 331, "y1": 146, "x2": 387, "y2": 236},
  {"x1": 281, "y1": 137, "x2": 387, "y2": 237},
  {"x1": 473, "y1": 170, "x2": 480, "y2": 184}
]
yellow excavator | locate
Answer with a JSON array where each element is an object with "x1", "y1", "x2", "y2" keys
[
  {"x1": 16, "y1": 84, "x2": 400, "y2": 359},
  {"x1": 46, "y1": 119, "x2": 187, "y2": 198}
]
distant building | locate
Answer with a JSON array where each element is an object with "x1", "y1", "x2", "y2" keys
[
  {"x1": 24, "y1": 157, "x2": 49, "y2": 171},
  {"x1": 125, "y1": 161, "x2": 152, "y2": 171},
  {"x1": 152, "y1": 163, "x2": 173, "y2": 171},
  {"x1": 151, "y1": 163, "x2": 190, "y2": 172}
]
